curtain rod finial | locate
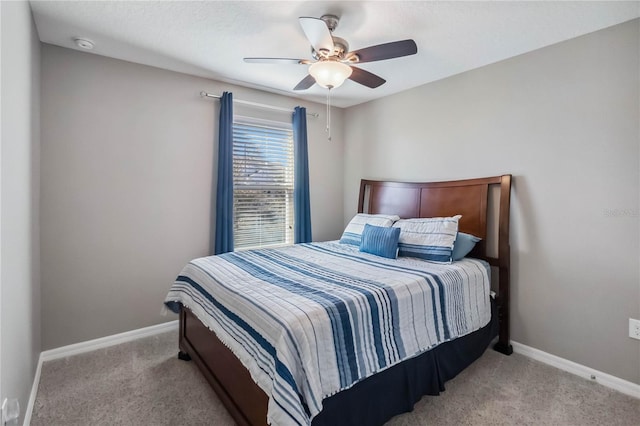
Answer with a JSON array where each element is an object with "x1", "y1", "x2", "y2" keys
[{"x1": 200, "y1": 91, "x2": 207, "y2": 97}]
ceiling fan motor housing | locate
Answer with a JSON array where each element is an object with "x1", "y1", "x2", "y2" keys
[{"x1": 312, "y1": 36, "x2": 349, "y2": 60}]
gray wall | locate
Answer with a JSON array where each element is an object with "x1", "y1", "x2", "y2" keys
[
  {"x1": 40, "y1": 45, "x2": 345, "y2": 349},
  {"x1": 344, "y1": 20, "x2": 640, "y2": 384},
  {"x1": 0, "y1": 0, "x2": 41, "y2": 419}
]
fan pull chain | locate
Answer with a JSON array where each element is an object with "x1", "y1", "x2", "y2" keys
[{"x1": 326, "y1": 88, "x2": 332, "y2": 141}]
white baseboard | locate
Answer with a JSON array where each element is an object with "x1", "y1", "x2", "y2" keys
[
  {"x1": 22, "y1": 355, "x2": 42, "y2": 426},
  {"x1": 23, "y1": 320, "x2": 178, "y2": 425},
  {"x1": 512, "y1": 341, "x2": 640, "y2": 399},
  {"x1": 40, "y1": 320, "x2": 179, "y2": 362}
]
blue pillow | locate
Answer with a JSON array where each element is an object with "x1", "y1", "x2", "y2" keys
[
  {"x1": 452, "y1": 232, "x2": 481, "y2": 261},
  {"x1": 359, "y1": 224, "x2": 401, "y2": 259}
]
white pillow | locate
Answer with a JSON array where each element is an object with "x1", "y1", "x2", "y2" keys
[
  {"x1": 339, "y1": 213, "x2": 400, "y2": 246},
  {"x1": 393, "y1": 215, "x2": 461, "y2": 263}
]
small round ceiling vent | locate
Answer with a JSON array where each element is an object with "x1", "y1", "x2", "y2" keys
[{"x1": 73, "y1": 38, "x2": 94, "y2": 50}]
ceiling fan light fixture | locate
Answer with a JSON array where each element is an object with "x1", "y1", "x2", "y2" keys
[{"x1": 309, "y1": 61, "x2": 352, "y2": 89}]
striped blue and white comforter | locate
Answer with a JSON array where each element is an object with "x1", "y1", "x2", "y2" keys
[{"x1": 164, "y1": 241, "x2": 491, "y2": 426}]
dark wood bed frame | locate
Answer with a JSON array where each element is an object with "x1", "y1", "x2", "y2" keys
[{"x1": 178, "y1": 174, "x2": 513, "y2": 426}]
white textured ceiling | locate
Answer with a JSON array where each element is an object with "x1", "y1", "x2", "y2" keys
[{"x1": 30, "y1": 1, "x2": 639, "y2": 108}]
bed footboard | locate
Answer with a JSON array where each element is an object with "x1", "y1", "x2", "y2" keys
[{"x1": 179, "y1": 308, "x2": 268, "y2": 426}]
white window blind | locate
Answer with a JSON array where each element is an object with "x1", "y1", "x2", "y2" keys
[{"x1": 233, "y1": 116, "x2": 294, "y2": 250}]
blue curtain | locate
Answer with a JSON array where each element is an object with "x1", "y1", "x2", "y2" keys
[
  {"x1": 293, "y1": 107, "x2": 312, "y2": 243},
  {"x1": 214, "y1": 92, "x2": 234, "y2": 254}
]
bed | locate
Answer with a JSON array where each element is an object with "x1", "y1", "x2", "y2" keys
[{"x1": 165, "y1": 174, "x2": 513, "y2": 426}]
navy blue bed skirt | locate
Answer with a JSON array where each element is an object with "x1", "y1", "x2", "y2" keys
[{"x1": 312, "y1": 300, "x2": 499, "y2": 426}]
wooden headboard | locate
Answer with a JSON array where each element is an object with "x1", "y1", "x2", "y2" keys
[{"x1": 357, "y1": 175, "x2": 513, "y2": 355}]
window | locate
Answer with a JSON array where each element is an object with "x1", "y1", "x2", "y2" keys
[{"x1": 232, "y1": 116, "x2": 294, "y2": 250}]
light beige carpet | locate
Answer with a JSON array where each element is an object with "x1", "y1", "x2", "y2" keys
[{"x1": 31, "y1": 330, "x2": 639, "y2": 425}]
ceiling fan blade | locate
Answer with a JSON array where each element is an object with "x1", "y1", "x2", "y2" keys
[
  {"x1": 348, "y1": 39, "x2": 417, "y2": 63},
  {"x1": 299, "y1": 17, "x2": 334, "y2": 57},
  {"x1": 348, "y1": 66, "x2": 386, "y2": 88},
  {"x1": 293, "y1": 74, "x2": 317, "y2": 91},
  {"x1": 244, "y1": 57, "x2": 310, "y2": 64}
]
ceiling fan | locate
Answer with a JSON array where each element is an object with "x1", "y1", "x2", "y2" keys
[{"x1": 244, "y1": 15, "x2": 417, "y2": 91}]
